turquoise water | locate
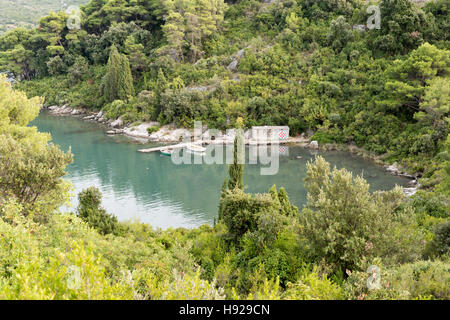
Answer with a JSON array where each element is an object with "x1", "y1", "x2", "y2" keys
[{"x1": 31, "y1": 111, "x2": 410, "y2": 229}]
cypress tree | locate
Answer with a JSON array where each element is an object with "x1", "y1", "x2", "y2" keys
[
  {"x1": 155, "y1": 68, "x2": 168, "y2": 117},
  {"x1": 118, "y1": 53, "x2": 134, "y2": 100},
  {"x1": 219, "y1": 118, "x2": 244, "y2": 220},
  {"x1": 104, "y1": 45, "x2": 134, "y2": 102},
  {"x1": 104, "y1": 45, "x2": 120, "y2": 102},
  {"x1": 228, "y1": 120, "x2": 244, "y2": 190},
  {"x1": 218, "y1": 178, "x2": 228, "y2": 220}
]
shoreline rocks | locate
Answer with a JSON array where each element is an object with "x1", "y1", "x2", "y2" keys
[
  {"x1": 384, "y1": 163, "x2": 419, "y2": 179},
  {"x1": 106, "y1": 129, "x2": 124, "y2": 135},
  {"x1": 403, "y1": 186, "x2": 419, "y2": 197},
  {"x1": 111, "y1": 117, "x2": 124, "y2": 128},
  {"x1": 123, "y1": 122, "x2": 159, "y2": 139},
  {"x1": 47, "y1": 105, "x2": 83, "y2": 116},
  {"x1": 384, "y1": 163, "x2": 421, "y2": 196}
]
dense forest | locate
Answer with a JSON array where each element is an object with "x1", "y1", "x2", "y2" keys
[{"x1": 0, "y1": 0, "x2": 448, "y2": 299}]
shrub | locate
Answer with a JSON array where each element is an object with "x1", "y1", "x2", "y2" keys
[
  {"x1": 103, "y1": 100, "x2": 128, "y2": 120},
  {"x1": 426, "y1": 222, "x2": 450, "y2": 258},
  {"x1": 47, "y1": 56, "x2": 67, "y2": 76},
  {"x1": 77, "y1": 187, "x2": 121, "y2": 236},
  {"x1": 147, "y1": 126, "x2": 160, "y2": 134},
  {"x1": 283, "y1": 268, "x2": 344, "y2": 300},
  {"x1": 310, "y1": 131, "x2": 335, "y2": 144},
  {"x1": 140, "y1": 269, "x2": 225, "y2": 300},
  {"x1": 391, "y1": 260, "x2": 450, "y2": 300},
  {"x1": 301, "y1": 156, "x2": 424, "y2": 274}
]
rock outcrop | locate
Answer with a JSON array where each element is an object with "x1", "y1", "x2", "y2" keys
[
  {"x1": 111, "y1": 117, "x2": 124, "y2": 128},
  {"x1": 308, "y1": 141, "x2": 319, "y2": 149},
  {"x1": 122, "y1": 122, "x2": 158, "y2": 139}
]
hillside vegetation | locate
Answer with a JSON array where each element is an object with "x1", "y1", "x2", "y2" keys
[
  {"x1": 0, "y1": 0, "x2": 448, "y2": 300},
  {"x1": 0, "y1": 0, "x2": 89, "y2": 33}
]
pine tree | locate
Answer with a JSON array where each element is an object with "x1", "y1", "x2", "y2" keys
[
  {"x1": 104, "y1": 45, "x2": 134, "y2": 102},
  {"x1": 161, "y1": 0, "x2": 227, "y2": 62}
]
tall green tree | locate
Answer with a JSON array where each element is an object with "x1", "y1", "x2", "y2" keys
[
  {"x1": 104, "y1": 45, "x2": 134, "y2": 102},
  {"x1": 117, "y1": 49, "x2": 134, "y2": 100},
  {"x1": 162, "y1": 11, "x2": 186, "y2": 61},
  {"x1": 228, "y1": 119, "x2": 244, "y2": 190},
  {"x1": 154, "y1": 68, "x2": 168, "y2": 118}
]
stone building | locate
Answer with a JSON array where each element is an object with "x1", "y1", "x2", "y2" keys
[{"x1": 251, "y1": 126, "x2": 289, "y2": 142}]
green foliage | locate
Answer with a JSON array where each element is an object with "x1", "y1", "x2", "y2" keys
[
  {"x1": 371, "y1": 0, "x2": 430, "y2": 55},
  {"x1": 310, "y1": 131, "x2": 335, "y2": 144},
  {"x1": 104, "y1": 45, "x2": 134, "y2": 102},
  {"x1": 147, "y1": 126, "x2": 160, "y2": 134},
  {"x1": 345, "y1": 259, "x2": 450, "y2": 300},
  {"x1": 392, "y1": 259, "x2": 450, "y2": 300},
  {"x1": 0, "y1": 75, "x2": 73, "y2": 217},
  {"x1": 0, "y1": 0, "x2": 449, "y2": 301},
  {"x1": 227, "y1": 130, "x2": 244, "y2": 190},
  {"x1": 326, "y1": 15, "x2": 354, "y2": 52},
  {"x1": 301, "y1": 156, "x2": 424, "y2": 274},
  {"x1": 103, "y1": 100, "x2": 128, "y2": 120},
  {"x1": 143, "y1": 269, "x2": 225, "y2": 300},
  {"x1": 217, "y1": 181, "x2": 302, "y2": 293},
  {"x1": 219, "y1": 189, "x2": 269, "y2": 244},
  {"x1": 283, "y1": 268, "x2": 344, "y2": 300},
  {"x1": 0, "y1": 1, "x2": 89, "y2": 34},
  {"x1": 426, "y1": 222, "x2": 450, "y2": 258},
  {"x1": 77, "y1": 187, "x2": 121, "y2": 236},
  {"x1": 0, "y1": 201, "x2": 201, "y2": 299},
  {"x1": 47, "y1": 55, "x2": 66, "y2": 76},
  {"x1": 68, "y1": 56, "x2": 89, "y2": 85},
  {"x1": 160, "y1": 0, "x2": 227, "y2": 62},
  {"x1": 0, "y1": 0, "x2": 447, "y2": 173},
  {"x1": 158, "y1": 88, "x2": 206, "y2": 126}
]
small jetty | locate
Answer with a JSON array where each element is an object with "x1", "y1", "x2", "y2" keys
[
  {"x1": 138, "y1": 137, "x2": 306, "y2": 153},
  {"x1": 138, "y1": 142, "x2": 200, "y2": 153}
]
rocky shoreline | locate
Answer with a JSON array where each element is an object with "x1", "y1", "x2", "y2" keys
[
  {"x1": 384, "y1": 164, "x2": 421, "y2": 196},
  {"x1": 317, "y1": 144, "x2": 421, "y2": 196},
  {"x1": 44, "y1": 105, "x2": 420, "y2": 196},
  {"x1": 45, "y1": 105, "x2": 311, "y2": 145}
]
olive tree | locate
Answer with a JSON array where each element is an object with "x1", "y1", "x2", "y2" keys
[{"x1": 301, "y1": 156, "x2": 424, "y2": 275}]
